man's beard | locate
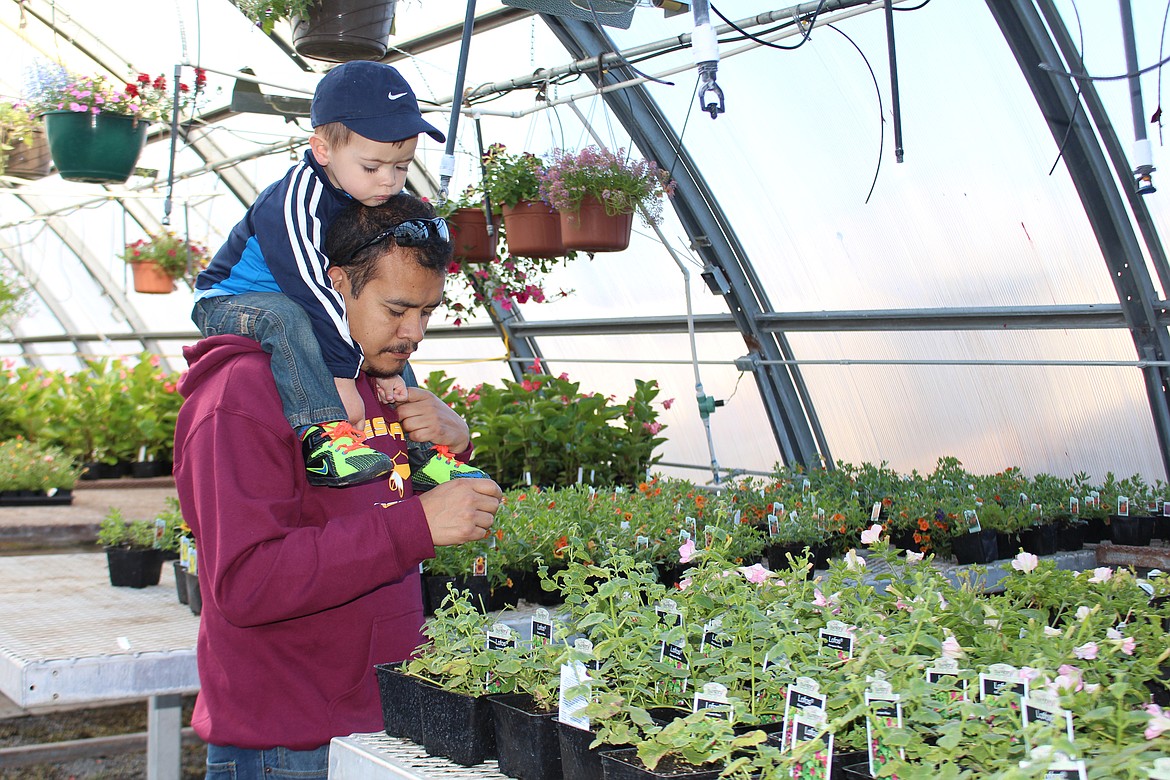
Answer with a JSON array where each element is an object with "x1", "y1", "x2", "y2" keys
[{"x1": 363, "y1": 342, "x2": 417, "y2": 379}]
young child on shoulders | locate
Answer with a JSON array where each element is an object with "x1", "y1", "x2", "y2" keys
[{"x1": 193, "y1": 60, "x2": 487, "y2": 490}]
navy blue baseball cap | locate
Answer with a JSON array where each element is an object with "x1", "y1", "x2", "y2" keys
[{"x1": 310, "y1": 61, "x2": 445, "y2": 144}]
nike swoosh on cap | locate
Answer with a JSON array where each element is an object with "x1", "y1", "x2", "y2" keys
[{"x1": 388, "y1": 92, "x2": 408, "y2": 100}]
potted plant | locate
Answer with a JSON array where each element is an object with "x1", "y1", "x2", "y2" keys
[
  {"x1": 0, "y1": 437, "x2": 79, "y2": 504},
  {"x1": 434, "y1": 186, "x2": 497, "y2": 265},
  {"x1": 98, "y1": 507, "x2": 165, "y2": 588},
  {"x1": 538, "y1": 145, "x2": 674, "y2": 252},
  {"x1": 0, "y1": 101, "x2": 50, "y2": 180},
  {"x1": 120, "y1": 231, "x2": 210, "y2": 294},
  {"x1": 481, "y1": 143, "x2": 566, "y2": 259},
  {"x1": 232, "y1": 0, "x2": 398, "y2": 62},
  {"x1": 24, "y1": 61, "x2": 205, "y2": 183}
]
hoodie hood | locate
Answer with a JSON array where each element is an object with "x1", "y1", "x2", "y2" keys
[{"x1": 179, "y1": 335, "x2": 265, "y2": 399}]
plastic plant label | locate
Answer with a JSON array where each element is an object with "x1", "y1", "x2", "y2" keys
[
  {"x1": 532, "y1": 608, "x2": 554, "y2": 646},
  {"x1": 819, "y1": 620, "x2": 854, "y2": 659},
  {"x1": 1164, "y1": 501, "x2": 1170, "y2": 517},
  {"x1": 685, "y1": 516, "x2": 698, "y2": 530},
  {"x1": 964, "y1": 509, "x2": 982, "y2": 534},
  {"x1": 188, "y1": 547, "x2": 198, "y2": 576},
  {"x1": 693, "y1": 681, "x2": 733, "y2": 720},
  {"x1": 152, "y1": 518, "x2": 166, "y2": 549},
  {"x1": 773, "y1": 502, "x2": 784, "y2": 515},
  {"x1": 926, "y1": 658, "x2": 969, "y2": 703},
  {"x1": 679, "y1": 528, "x2": 692, "y2": 543},
  {"x1": 620, "y1": 520, "x2": 630, "y2": 530},
  {"x1": 658, "y1": 638, "x2": 689, "y2": 698},
  {"x1": 1022, "y1": 690, "x2": 1075, "y2": 748},
  {"x1": 656, "y1": 598, "x2": 683, "y2": 628},
  {"x1": 472, "y1": 554, "x2": 487, "y2": 577},
  {"x1": 767, "y1": 514, "x2": 780, "y2": 537},
  {"x1": 1018, "y1": 751, "x2": 1087, "y2": 780},
  {"x1": 179, "y1": 537, "x2": 191, "y2": 569},
  {"x1": 979, "y1": 663, "x2": 1028, "y2": 701},
  {"x1": 802, "y1": 478, "x2": 812, "y2": 496},
  {"x1": 636, "y1": 535, "x2": 650, "y2": 550},
  {"x1": 781, "y1": 677, "x2": 824, "y2": 752},
  {"x1": 558, "y1": 660, "x2": 591, "y2": 730},
  {"x1": 1069, "y1": 496, "x2": 1079, "y2": 515},
  {"x1": 734, "y1": 509, "x2": 742, "y2": 525},
  {"x1": 485, "y1": 623, "x2": 517, "y2": 693},
  {"x1": 700, "y1": 619, "x2": 732, "y2": 656},
  {"x1": 1118, "y1": 495, "x2": 1130, "y2": 516},
  {"x1": 871, "y1": 502, "x2": 882, "y2": 522},
  {"x1": 788, "y1": 706, "x2": 832, "y2": 779},
  {"x1": 703, "y1": 525, "x2": 715, "y2": 548},
  {"x1": 865, "y1": 679, "x2": 904, "y2": 776}
]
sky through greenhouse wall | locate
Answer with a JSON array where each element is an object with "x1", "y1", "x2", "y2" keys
[{"x1": 1, "y1": 0, "x2": 1169, "y2": 483}]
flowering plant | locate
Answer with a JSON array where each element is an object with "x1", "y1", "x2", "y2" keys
[
  {"x1": 232, "y1": 0, "x2": 317, "y2": 33},
  {"x1": 0, "y1": 101, "x2": 41, "y2": 176},
  {"x1": 0, "y1": 437, "x2": 80, "y2": 492},
  {"x1": 538, "y1": 145, "x2": 674, "y2": 226},
  {"x1": 480, "y1": 143, "x2": 547, "y2": 209},
  {"x1": 24, "y1": 62, "x2": 206, "y2": 122},
  {"x1": 120, "y1": 231, "x2": 210, "y2": 279}
]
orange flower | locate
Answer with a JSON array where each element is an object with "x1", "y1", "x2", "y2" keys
[
  {"x1": 552, "y1": 535, "x2": 569, "y2": 558},
  {"x1": 495, "y1": 529, "x2": 504, "y2": 541},
  {"x1": 918, "y1": 518, "x2": 930, "y2": 531}
]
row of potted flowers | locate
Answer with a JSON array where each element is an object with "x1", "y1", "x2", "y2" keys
[{"x1": 388, "y1": 528, "x2": 1170, "y2": 779}]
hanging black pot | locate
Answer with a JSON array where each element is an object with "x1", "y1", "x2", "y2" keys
[
  {"x1": 292, "y1": 0, "x2": 398, "y2": 63},
  {"x1": 417, "y1": 684, "x2": 496, "y2": 766},
  {"x1": 950, "y1": 529, "x2": 999, "y2": 565},
  {"x1": 374, "y1": 662, "x2": 426, "y2": 744},
  {"x1": 489, "y1": 693, "x2": 563, "y2": 780},
  {"x1": 105, "y1": 547, "x2": 163, "y2": 588}
]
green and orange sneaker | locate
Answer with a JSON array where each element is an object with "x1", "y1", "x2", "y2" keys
[
  {"x1": 300, "y1": 421, "x2": 393, "y2": 488},
  {"x1": 411, "y1": 445, "x2": 491, "y2": 493}
]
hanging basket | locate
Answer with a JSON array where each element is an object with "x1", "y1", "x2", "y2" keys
[
  {"x1": 502, "y1": 201, "x2": 565, "y2": 258},
  {"x1": 2, "y1": 127, "x2": 52, "y2": 180},
  {"x1": 559, "y1": 195, "x2": 634, "y2": 252},
  {"x1": 129, "y1": 261, "x2": 176, "y2": 294},
  {"x1": 292, "y1": 0, "x2": 398, "y2": 62},
  {"x1": 447, "y1": 208, "x2": 497, "y2": 264},
  {"x1": 42, "y1": 111, "x2": 147, "y2": 184}
]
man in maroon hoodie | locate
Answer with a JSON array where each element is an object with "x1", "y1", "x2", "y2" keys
[{"x1": 174, "y1": 192, "x2": 502, "y2": 779}]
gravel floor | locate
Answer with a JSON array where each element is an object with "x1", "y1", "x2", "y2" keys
[{"x1": 0, "y1": 697, "x2": 205, "y2": 779}]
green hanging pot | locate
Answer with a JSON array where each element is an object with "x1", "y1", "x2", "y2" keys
[{"x1": 42, "y1": 111, "x2": 148, "y2": 184}]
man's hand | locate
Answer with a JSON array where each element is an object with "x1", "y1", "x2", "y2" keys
[
  {"x1": 395, "y1": 387, "x2": 471, "y2": 452},
  {"x1": 335, "y1": 377, "x2": 367, "y2": 429},
  {"x1": 420, "y1": 478, "x2": 503, "y2": 546}
]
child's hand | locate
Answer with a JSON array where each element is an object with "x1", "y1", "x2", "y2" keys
[
  {"x1": 334, "y1": 377, "x2": 367, "y2": 430},
  {"x1": 374, "y1": 376, "x2": 409, "y2": 406}
]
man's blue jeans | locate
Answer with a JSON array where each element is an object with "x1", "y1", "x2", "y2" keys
[
  {"x1": 204, "y1": 743, "x2": 329, "y2": 779},
  {"x1": 193, "y1": 293, "x2": 346, "y2": 429}
]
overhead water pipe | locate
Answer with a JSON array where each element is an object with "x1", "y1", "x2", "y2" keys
[
  {"x1": 1119, "y1": 0, "x2": 1155, "y2": 194},
  {"x1": 439, "y1": 0, "x2": 479, "y2": 202},
  {"x1": 691, "y1": 0, "x2": 725, "y2": 118}
]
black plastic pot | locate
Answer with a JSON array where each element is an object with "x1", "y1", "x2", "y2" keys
[
  {"x1": 560, "y1": 722, "x2": 627, "y2": 780},
  {"x1": 186, "y1": 570, "x2": 202, "y2": 615},
  {"x1": 417, "y1": 685, "x2": 496, "y2": 766},
  {"x1": 950, "y1": 529, "x2": 999, "y2": 565},
  {"x1": 995, "y1": 532, "x2": 1019, "y2": 560},
  {"x1": 599, "y1": 748, "x2": 722, "y2": 780},
  {"x1": 488, "y1": 579, "x2": 522, "y2": 612},
  {"x1": 1083, "y1": 516, "x2": 1110, "y2": 543},
  {"x1": 130, "y1": 460, "x2": 170, "y2": 478},
  {"x1": 291, "y1": 0, "x2": 397, "y2": 62},
  {"x1": 838, "y1": 757, "x2": 871, "y2": 780},
  {"x1": 173, "y1": 560, "x2": 188, "y2": 604},
  {"x1": 656, "y1": 562, "x2": 688, "y2": 589},
  {"x1": 374, "y1": 662, "x2": 426, "y2": 744},
  {"x1": 1019, "y1": 523, "x2": 1058, "y2": 556},
  {"x1": 82, "y1": 460, "x2": 129, "y2": 480},
  {"x1": 489, "y1": 693, "x2": 563, "y2": 780},
  {"x1": 1110, "y1": 515, "x2": 1155, "y2": 546},
  {"x1": 1055, "y1": 518, "x2": 1086, "y2": 551},
  {"x1": 424, "y1": 574, "x2": 492, "y2": 614},
  {"x1": 105, "y1": 547, "x2": 163, "y2": 588},
  {"x1": 764, "y1": 541, "x2": 811, "y2": 573}
]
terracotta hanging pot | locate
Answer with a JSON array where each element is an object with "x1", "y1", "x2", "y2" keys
[
  {"x1": 292, "y1": 0, "x2": 398, "y2": 62},
  {"x1": 559, "y1": 195, "x2": 633, "y2": 252},
  {"x1": 502, "y1": 200, "x2": 565, "y2": 258},
  {"x1": 447, "y1": 208, "x2": 497, "y2": 264},
  {"x1": 3, "y1": 127, "x2": 52, "y2": 180},
  {"x1": 129, "y1": 261, "x2": 176, "y2": 294}
]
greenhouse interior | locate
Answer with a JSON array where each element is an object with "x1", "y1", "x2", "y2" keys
[{"x1": 1, "y1": 0, "x2": 1169, "y2": 778}]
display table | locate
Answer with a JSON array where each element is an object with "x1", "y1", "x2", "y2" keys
[
  {"x1": 329, "y1": 732, "x2": 508, "y2": 779},
  {"x1": 0, "y1": 553, "x2": 199, "y2": 779}
]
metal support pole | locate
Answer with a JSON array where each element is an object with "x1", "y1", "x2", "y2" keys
[
  {"x1": 438, "y1": 0, "x2": 478, "y2": 200},
  {"x1": 146, "y1": 693, "x2": 182, "y2": 780},
  {"x1": 1119, "y1": 0, "x2": 1155, "y2": 193},
  {"x1": 883, "y1": 0, "x2": 904, "y2": 162}
]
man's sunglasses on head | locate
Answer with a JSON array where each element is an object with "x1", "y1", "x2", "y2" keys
[{"x1": 348, "y1": 218, "x2": 450, "y2": 260}]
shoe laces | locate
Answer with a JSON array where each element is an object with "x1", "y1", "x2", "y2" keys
[
  {"x1": 324, "y1": 421, "x2": 367, "y2": 453},
  {"x1": 432, "y1": 445, "x2": 459, "y2": 464}
]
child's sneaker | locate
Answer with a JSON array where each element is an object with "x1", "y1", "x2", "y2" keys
[
  {"x1": 412, "y1": 445, "x2": 491, "y2": 492},
  {"x1": 301, "y1": 421, "x2": 393, "y2": 488}
]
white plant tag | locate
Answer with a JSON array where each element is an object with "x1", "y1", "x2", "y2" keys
[
  {"x1": 979, "y1": 663, "x2": 1028, "y2": 701},
  {"x1": 692, "y1": 681, "x2": 733, "y2": 720},
  {"x1": 1021, "y1": 689, "x2": 1075, "y2": 747},
  {"x1": 865, "y1": 677, "x2": 904, "y2": 775},
  {"x1": 531, "y1": 608, "x2": 554, "y2": 646},
  {"x1": 781, "y1": 677, "x2": 824, "y2": 752},
  {"x1": 558, "y1": 660, "x2": 591, "y2": 730},
  {"x1": 819, "y1": 619, "x2": 854, "y2": 659}
]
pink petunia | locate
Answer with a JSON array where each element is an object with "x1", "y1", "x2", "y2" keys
[
  {"x1": 1011, "y1": 552, "x2": 1039, "y2": 573},
  {"x1": 678, "y1": 539, "x2": 696, "y2": 563},
  {"x1": 941, "y1": 636, "x2": 963, "y2": 659},
  {"x1": 905, "y1": 550, "x2": 925, "y2": 563},
  {"x1": 1145, "y1": 704, "x2": 1170, "y2": 740},
  {"x1": 1087, "y1": 567, "x2": 1113, "y2": 583},
  {"x1": 860, "y1": 524, "x2": 883, "y2": 545},
  {"x1": 738, "y1": 563, "x2": 769, "y2": 584},
  {"x1": 1073, "y1": 642, "x2": 1099, "y2": 660}
]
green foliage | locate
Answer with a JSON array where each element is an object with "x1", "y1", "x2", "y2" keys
[
  {"x1": 97, "y1": 507, "x2": 157, "y2": 549},
  {"x1": 480, "y1": 143, "x2": 546, "y2": 208},
  {"x1": 231, "y1": 0, "x2": 317, "y2": 32},
  {"x1": 120, "y1": 231, "x2": 210, "y2": 280},
  {"x1": 0, "y1": 437, "x2": 80, "y2": 491}
]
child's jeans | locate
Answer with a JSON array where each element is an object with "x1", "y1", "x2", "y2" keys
[{"x1": 193, "y1": 292, "x2": 346, "y2": 430}]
